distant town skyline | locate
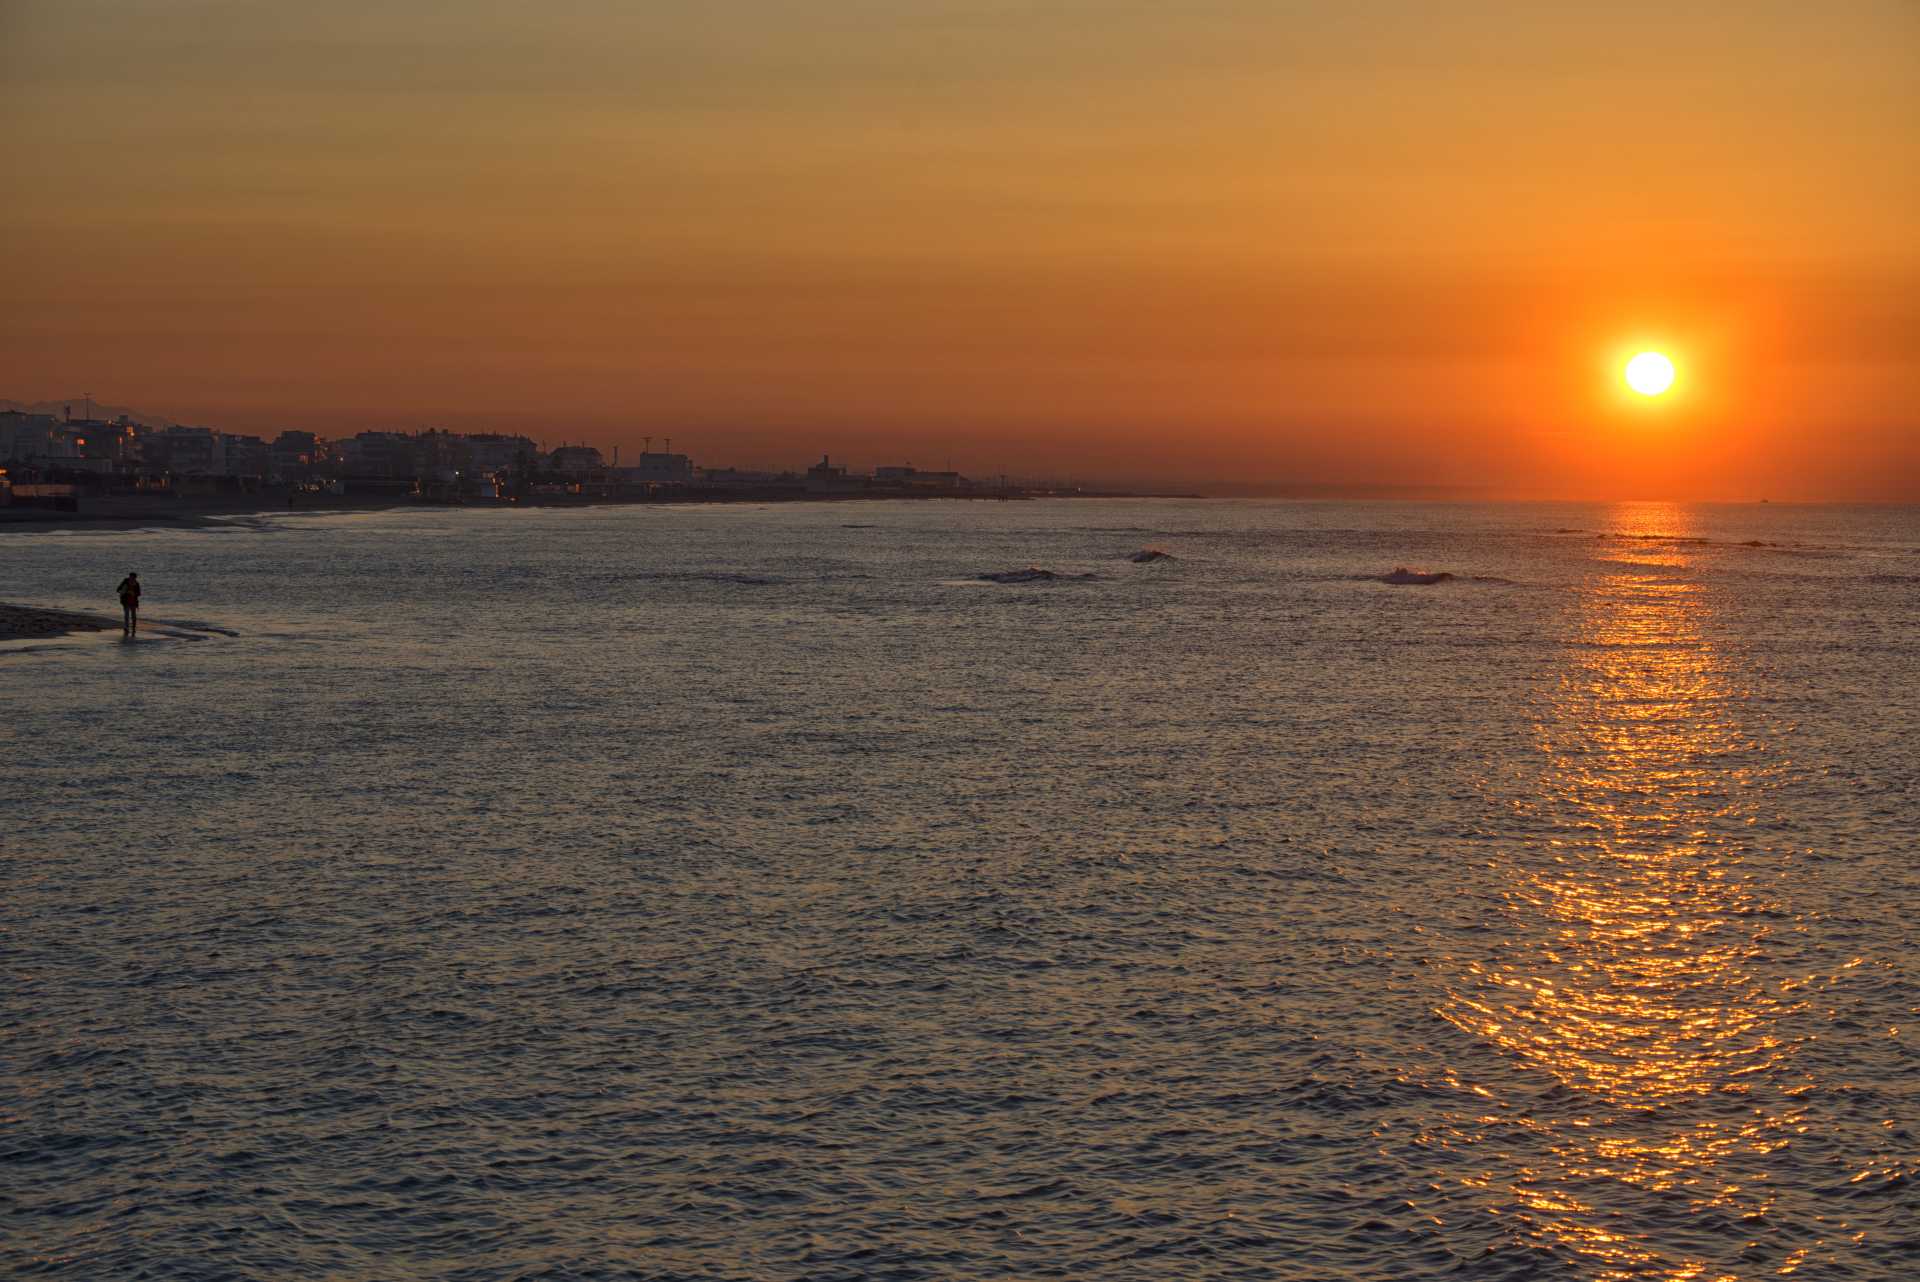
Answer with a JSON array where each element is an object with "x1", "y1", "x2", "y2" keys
[
  {"x1": 0, "y1": 397, "x2": 1089, "y2": 491},
  {"x1": 5, "y1": 406, "x2": 1144, "y2": 511},
  {"x1": 4, "y1": 3, "x2": 1916, "y2": 501},
  {"x1": 0, "y1": 387, "x2": 1909, "y2": 502}
]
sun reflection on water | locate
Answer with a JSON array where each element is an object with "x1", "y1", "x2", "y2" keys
[{"x1": 1436, "y1": 503, "x2": 1815, "y2": 1279}]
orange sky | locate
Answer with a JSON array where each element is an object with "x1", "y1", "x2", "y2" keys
[{"x1": 3, "y1": 1, "x2": 1914, "y2": 498}]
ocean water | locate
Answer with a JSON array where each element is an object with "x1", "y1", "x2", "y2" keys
[{"x1": 3, "y1": 498, "x2": 1916, "y2": 1281}]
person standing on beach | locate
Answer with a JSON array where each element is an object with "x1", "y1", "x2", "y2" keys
[{"x1": 116, "y1": 572, "x2": 141, "y2": 637}]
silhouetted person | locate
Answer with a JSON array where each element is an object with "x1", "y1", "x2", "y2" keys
[{"x1": 117, "y1": 572, "x2": 141, "y2": 637}]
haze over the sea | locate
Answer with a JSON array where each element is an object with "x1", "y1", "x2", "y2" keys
[{"x1": 3, "y1": 1, "x2": 1915, "y2": 496}]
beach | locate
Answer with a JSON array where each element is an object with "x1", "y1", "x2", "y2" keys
[
  {"x1": 0, "y1": 489, "x2": 414, "y2": 532},
  {"x1": 0, "y1": 485, "x2": 1186, "y2": 535}
]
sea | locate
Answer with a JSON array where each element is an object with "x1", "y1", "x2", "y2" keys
[{"x1": 3, "y1": 498, "x2": 1916, "y2": 1281}]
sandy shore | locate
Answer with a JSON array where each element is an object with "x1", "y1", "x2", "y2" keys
[
  {"x1": 0, "y1": 603, "x2": 117, "y2": 642},
  {"x1": 0, "y1": 490, "x2": 415, "y2": 531},
  {"x1": 0, "y1": 487, "x2": 1156, "y2": 534}
]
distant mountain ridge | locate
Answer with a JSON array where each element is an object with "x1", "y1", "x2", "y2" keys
[{"x1": 0, "y1": 397, "x2": 166, "y2": 424}]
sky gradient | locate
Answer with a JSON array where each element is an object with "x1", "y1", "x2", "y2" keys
[{"x1": 3, "y1": 1, "x2": 1915, "y2": 497}]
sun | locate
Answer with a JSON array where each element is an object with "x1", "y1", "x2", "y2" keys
[{"x1": 1624, "y1": 351, "x2": 1676, "y2": 397}]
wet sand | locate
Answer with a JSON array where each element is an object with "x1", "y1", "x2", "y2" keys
[{"x1": 0, "y1": 603, "x2": 116, "y2": 642}]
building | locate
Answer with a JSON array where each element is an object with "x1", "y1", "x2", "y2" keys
[
  {"x1": 131, "y1": 426, "x2": 264, "y2": 479},
  {"x1": 874, "y1": 464, "x2": 967, "y2": 490},
  {"x1": 336, "y1": 431, "x2": 417, "y2": 481},
  {"x1": 0, "y1": 411, "x2": 65, "y2": 464},
  {"x1": 806, "y1": 454, "x2": 856, "y2": 492},
  {"x1": 627, "y1": 451, "x2": 694, "y2": 485},
  {"x1": 269, "y1": 431, "x2": 319, "y2": 481},
  {"x1": 411, "y1": 429, "x2": 472, "y2": 483},
  {"x1": 41, "y1": 417, "x2": 138, "y2": 472},
  {"x1": 138, "y1": 426, "x2": 223, "y2": 476},
  {"x1": 97, "y1": 418, "x2": 144, "y2": 469},
  {"x1": 699, "y1": 467, "x2": 791, "y2": 489},
  {"x1": 221, "y1": 433, "x2": 270, "y2": 479},
  {"x1": 548, "y1": 445, "x2": 606, "y2": 476},
  {"x1": 465, "y1": 434, "x2": 537, "y2": 480}
]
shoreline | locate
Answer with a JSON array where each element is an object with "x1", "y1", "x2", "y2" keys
[
  {"x1": 0, "y1": 602, "x2": 117, "y2": 643},
  {"x1": 0, "y1": 490, "x2": 415, "y2": 532},
  {"x1": 0, "y1": 488, "x2": 1201, "y2": 533}
]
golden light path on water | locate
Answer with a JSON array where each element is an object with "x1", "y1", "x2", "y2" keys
[{"x1": 1437, "y1": 504, "x2": 1830, "y2": 1280}]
